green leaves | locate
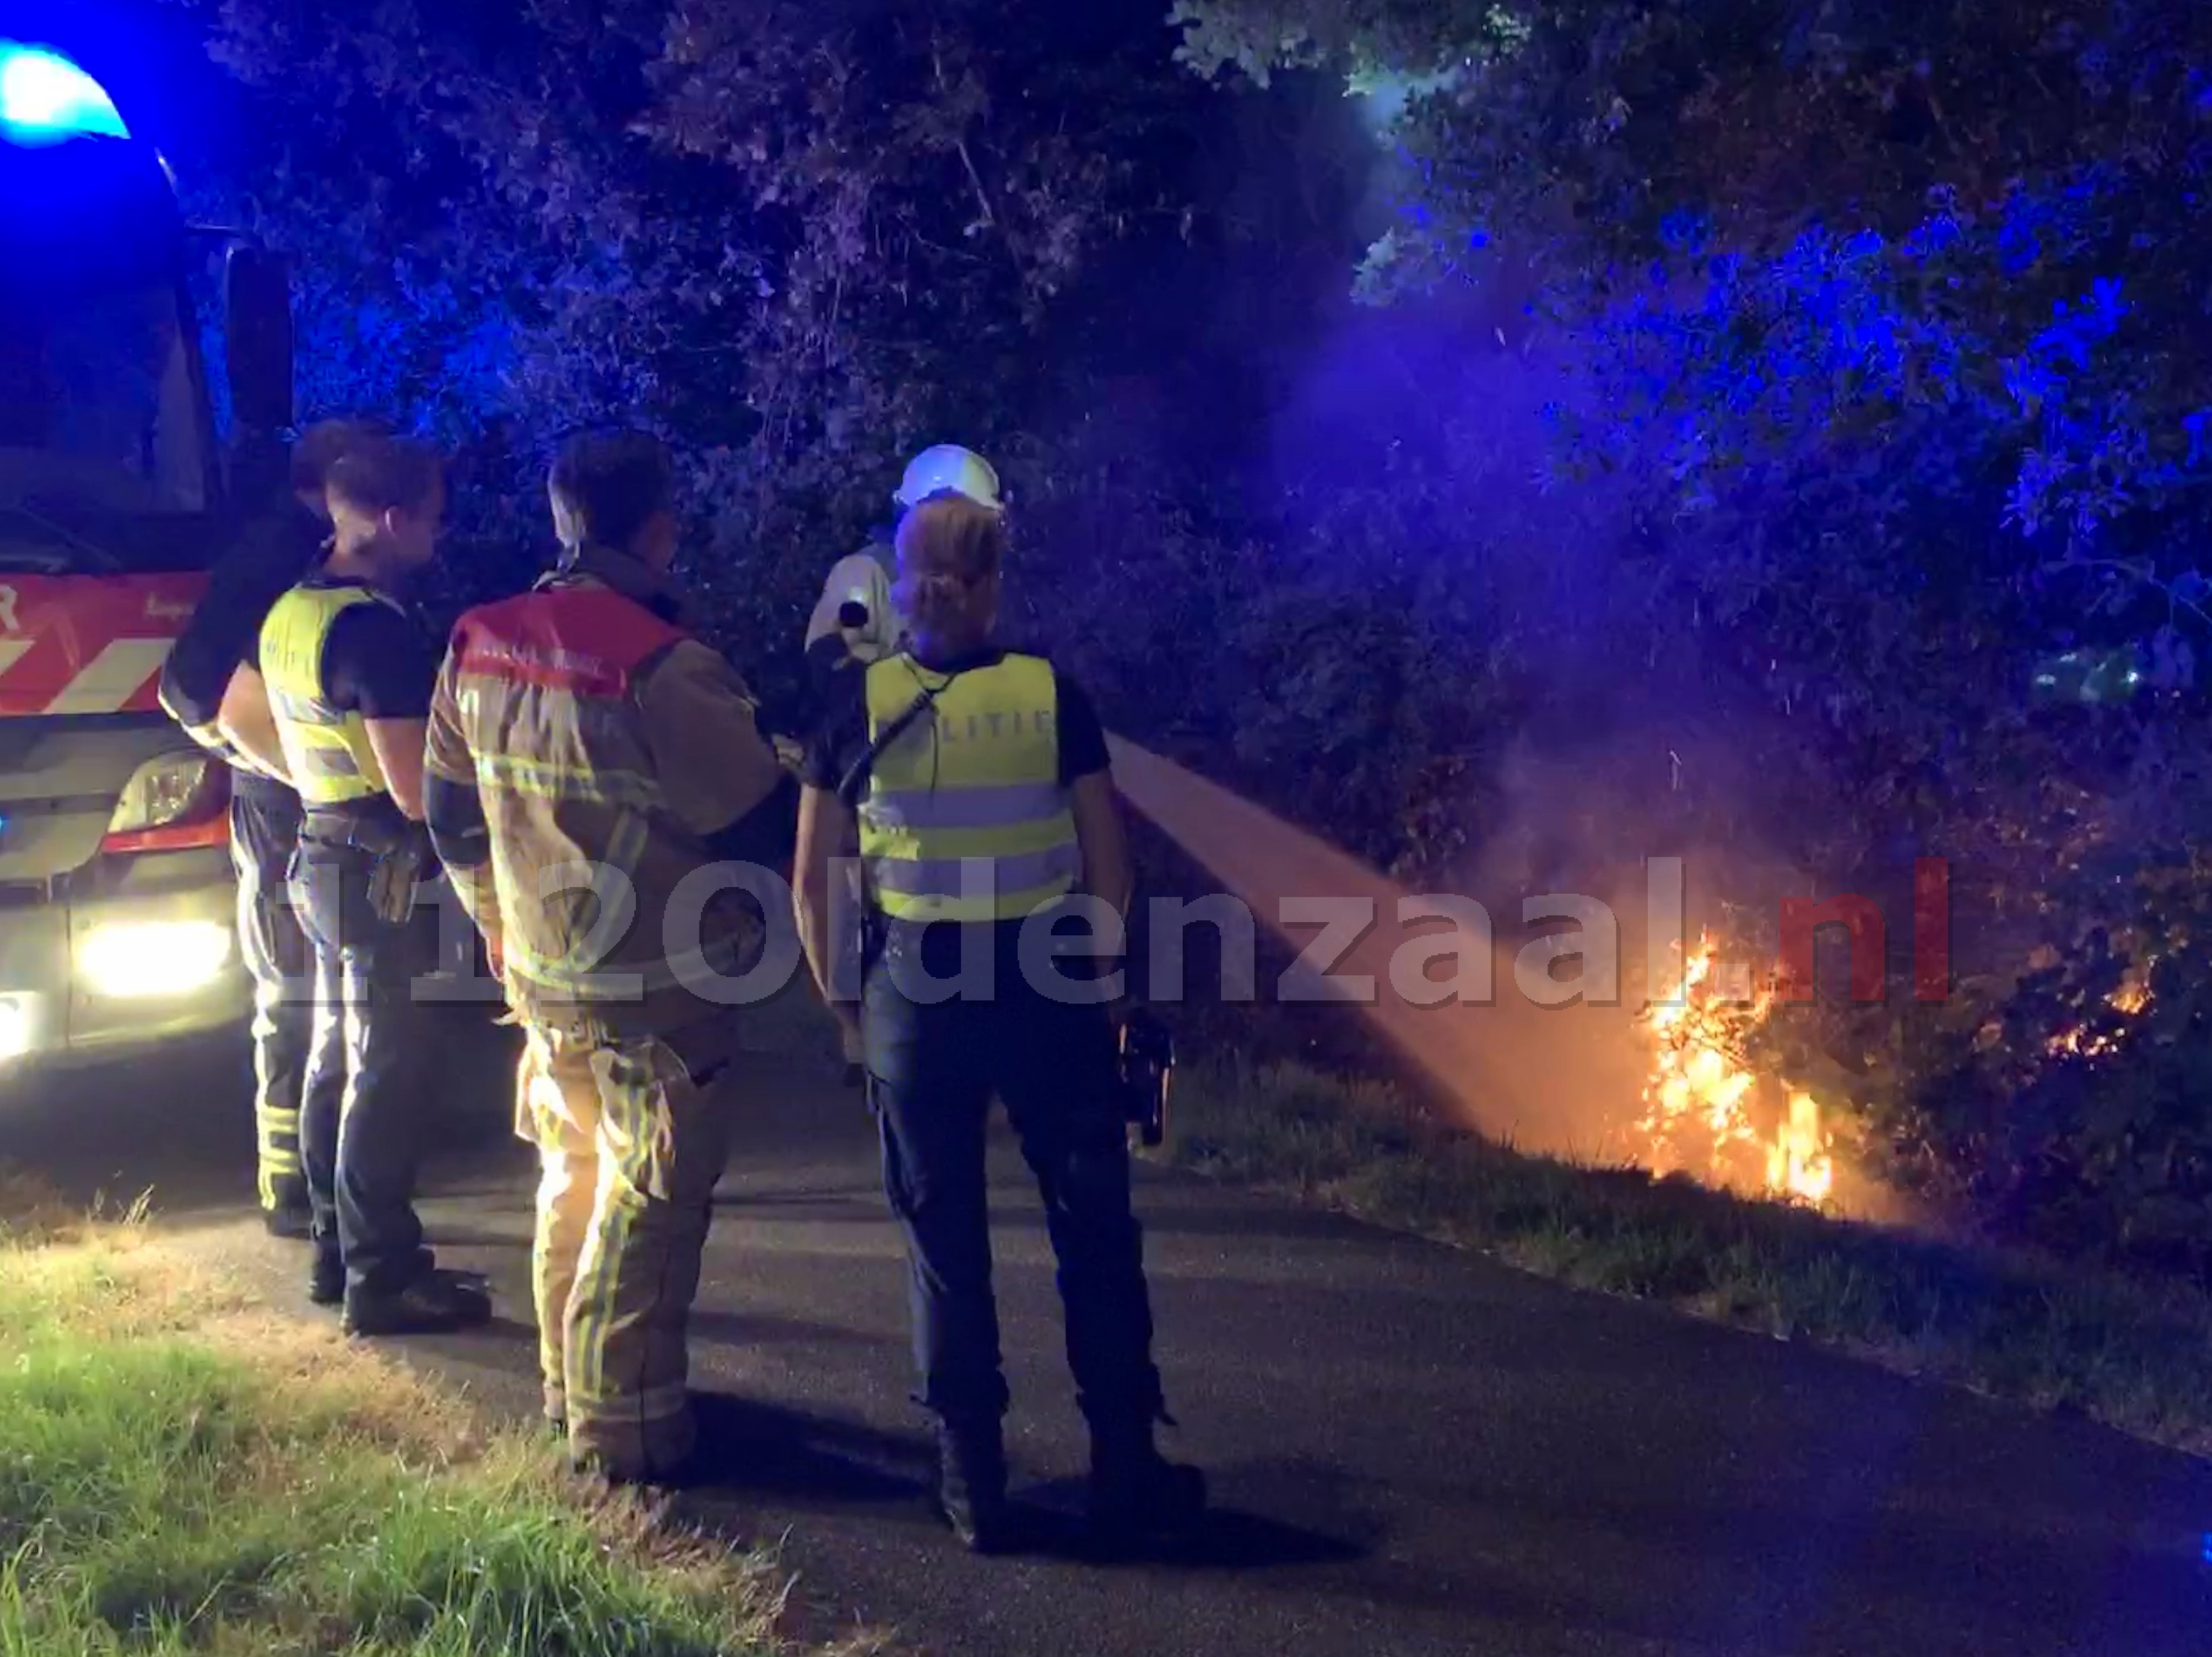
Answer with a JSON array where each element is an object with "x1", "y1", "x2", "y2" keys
[{"x1": 161, "y1": 0, "x2": 1213, "y2": 714}]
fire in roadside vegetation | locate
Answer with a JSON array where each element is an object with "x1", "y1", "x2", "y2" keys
[
  {"x1": 2041, "y1": 967, "x2": 2153, "y2": 1059},
  {"x1": 1633, "y1": 932, "x2": 2161, "y2": 1208},
  {"x1": 1633, "y1": 932, "x2": 1834, "y2": 1206}
]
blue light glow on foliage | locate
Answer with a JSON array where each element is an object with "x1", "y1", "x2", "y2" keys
[
  {"x1": 0, "y1": 43, "x2": 128, "y2": 143},
  {"x1": 1346, "y1": 65, "x2": 1464, "y2": 137},
  {"x1": 1657, "y1": 209, "x2": 1711, "y2": 255},
  {"x1": 1542, "y1": 147, "x2": 2205, "y2": 552}
]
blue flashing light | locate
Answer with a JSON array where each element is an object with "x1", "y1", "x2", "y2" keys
[{"x1": 0, "y1": 43, "x2": 129, "y2": 143}]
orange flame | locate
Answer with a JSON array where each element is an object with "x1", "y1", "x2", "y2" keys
[
  {"x1": 1636, "y1": 932, "x2": 1833, "y2": 1205},
  {"x1": 2045, "y1": 970, "x2": 2153, "y2": 1057}
]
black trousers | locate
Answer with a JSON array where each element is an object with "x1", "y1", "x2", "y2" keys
[
  {"x1": 862, "y1": 920, "x2": 1166, "y2": 1434},
  {"x1": 228, "y1": 776, "x2": 313, "y2": 1214},
  {"x1": 291, "y1": 837, "x2": 438, "y2": 1295}
]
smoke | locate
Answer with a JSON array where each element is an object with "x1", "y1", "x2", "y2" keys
[
  {"x1": 976, "y1": 62, "x2": 1939, "y2": 1205},
  {"x1": 1108, "y1": 733, "x2": 1651, "y2": 1159},
  {"x1": 1143, "y1": 208, "x2": 1884, "y2": 1159},
  {"x1": 996, "y1": 60, "x2": 1866, "y2": 1164}
]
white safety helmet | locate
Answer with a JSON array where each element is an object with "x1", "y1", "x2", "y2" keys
[{"x1": 894, "y1": 444, "x2": 1004, "y2": 514}]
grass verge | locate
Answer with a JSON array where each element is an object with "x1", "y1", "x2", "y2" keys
[
  {"x1": 0, "y1": 1199, "x2": 849, "y2": 1657},
  {"x1": 1159, "y1": 1057, "x2": 2212, "y2": 1458}
]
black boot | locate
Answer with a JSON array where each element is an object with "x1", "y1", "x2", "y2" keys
[
  {"x1": 265, "y1": 1203, "x2": 314, "y2": 1241},
  {"x1": 1088, "y1": 1420, "x2": 1206, "y2": 1545},
  {"x1": 931, "y1": 1417, "x2": 1012, "y2": 1554},
  {"x1": 342, "y1": 1268, "x2": 494, "y2": 1337},
  {"x1": 307, "y1": 1245, "x2": 345, "y2": 1307},
  {"x1": 571, "y1": 1443, "x2": 703, "y2": 1492}
]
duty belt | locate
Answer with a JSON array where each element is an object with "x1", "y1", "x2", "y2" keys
[{"x1": 300, "y1": 810, "x2": 413, "y2": 855}]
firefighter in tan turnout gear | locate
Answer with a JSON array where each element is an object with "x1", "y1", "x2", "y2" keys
[
  {"x1": 425, "y1": 429, "x2": 794, "y2": 1486},
  {"x1": 159, "y1": 418, "x2": 384, "y2": 1242}
]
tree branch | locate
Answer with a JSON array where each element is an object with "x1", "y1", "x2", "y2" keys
[{"x1": 931, "y1": 43, "x2": 1024, "y2": 282}]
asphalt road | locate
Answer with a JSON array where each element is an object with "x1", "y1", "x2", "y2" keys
[{"x1": 7, "y1": 1022, "x2": 2212, "y2": 1657}]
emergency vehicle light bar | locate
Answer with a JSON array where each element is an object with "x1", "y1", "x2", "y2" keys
[{"x1": 0, "y1": 43, "x2": 129, "y2": 143}]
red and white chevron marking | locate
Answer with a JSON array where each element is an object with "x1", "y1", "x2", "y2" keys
[{"x1": 0, "y1": 574, "x2": 208, "y2": 717}]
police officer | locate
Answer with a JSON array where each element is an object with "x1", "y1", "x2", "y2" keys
[
  {"x1": 259, "y1": 432, "x2": 490, "y2": 1337},
  {"x1": 158, "y1": 418, "x2": 380, "y2": 1239},
  {"x1": 426, "y1": 429, "x2": 791, "y2": 1485},
  {"x1": 800, "y1": 444, "x2": 1002, "y2": 1083},
  {"x1": 794, "y1": 487, "x2": 1204, "y2": 1554}
]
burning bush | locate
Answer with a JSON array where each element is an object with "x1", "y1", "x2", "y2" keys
[
  {"x1": 1633, "y1": 933, "x2": 1836, "y2": 1207},
  {"x1": 1852, "y1": 851, "x2": 2212, "y2": 1276}
]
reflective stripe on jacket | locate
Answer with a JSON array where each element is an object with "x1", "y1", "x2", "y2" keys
[
  {"x1": 858, "y1": 652, "x2": 1078, "y2": 923},
  {"x1": 434, "y1": 557, "x2": 773, "y2": 1039},
  {"x1": 259, "y1": 580, "x2": 395, "y2": 806}
]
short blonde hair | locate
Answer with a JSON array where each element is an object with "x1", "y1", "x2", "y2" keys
[{"x1": 895, "y1": 492, "x2": 1005, "y2": 653}]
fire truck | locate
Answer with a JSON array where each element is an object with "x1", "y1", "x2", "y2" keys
[{"x1": 0, "y1": 38, "x2": 296, "y2": 1069}]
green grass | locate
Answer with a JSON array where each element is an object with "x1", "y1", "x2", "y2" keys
[
  {"x1": 0, "y1": 1217, "x2": 823, "y2": 1657},
  {"x1": 1158, "y1": 1057, "x2": 2212, "y2": 1457}
]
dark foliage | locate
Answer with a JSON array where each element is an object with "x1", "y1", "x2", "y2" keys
[{"x1": 149, "y1": 0, "x2": 2212, "y2": 1272}]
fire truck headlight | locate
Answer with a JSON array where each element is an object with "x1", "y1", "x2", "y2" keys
[
  {"x1": 0, "y1": 998, "x2": 28, "y2": 1060},
  {"x1": 79, "y1": 921, "x2": 231, "y2": 999},
  {"x1": 103, "y1": 752, "x2": 228, "y2": 854}
]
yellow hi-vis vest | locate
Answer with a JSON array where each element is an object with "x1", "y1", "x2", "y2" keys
[
  {"x1": 858, "y1": 652, "x2": 1080, "y2": 923},
  {"x1": 259, "y1": 581, "x2": 396, "y2": 807}
]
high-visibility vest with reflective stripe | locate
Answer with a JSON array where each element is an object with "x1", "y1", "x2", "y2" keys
[
  {"x1": 259, "y1": 581, "x2": 398, "y2": 807},
  {"x1": 858, "y1": 652, "x2": 1079, "y2": 923}
]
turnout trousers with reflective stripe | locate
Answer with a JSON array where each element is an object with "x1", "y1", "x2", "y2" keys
[
  {"x1": 862, "y1": 921, "x2": 1168, "y2": 1436},
  {"x1": 518, "y1": 1024, "x2": 735, "y2": 1478},
  {"x1": 230, "y1": 777, "x2": 312, "y2": 1217}
]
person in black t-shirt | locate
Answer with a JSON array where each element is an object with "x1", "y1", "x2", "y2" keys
[
  {"x1": 259, "y1": 433, "x2": 490, "y2": 1339},
  {"x1": 794, "y1": 492, "x2": 1204, "y2": 1556},
  {"x1": 158, "y1": 419, "x2": 380, "y2": 1240}
]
